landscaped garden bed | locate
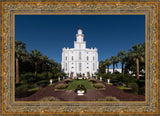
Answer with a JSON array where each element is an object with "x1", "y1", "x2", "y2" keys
[
  {"x1": 55, "y1": 83, "x2": 68, "y2": 90},
  {"x1": 93, "y1": 83, "x2": 105, "y2": 89},
  {"x1": 75, "y1": 85, "x2": 87, "y2": 95},
  {"x1": 40, "y1": 96, "x2": 60, "y2": 101},
  {"x1": 66, "y1": 79, "x2": 96, "y2": 90}
]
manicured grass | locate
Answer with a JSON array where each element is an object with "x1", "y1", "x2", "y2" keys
[
  {"x1": 28, "y1": 87, "x2": 40, "y2": 92},
  {"x1": 117, "y1": 86, "x2": 126, "y2": 89},
  {"x1": 106, "y1": 83, "x2": 113, "y2": 85},
  {"x1": 66, "y1": 79, "x2": 96, "y2": 90}
]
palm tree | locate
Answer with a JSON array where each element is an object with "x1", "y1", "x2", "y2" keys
[
  {"x1": 105, "y1": 59, "x2": 111, "y2": 73},
  {"x1": 29, "y1": 49, "x2": 42, "y2": 78},
  {"x1": 15, "y1": 41, "x2": 27, "y2": 84},
  {"x1": 99, "y1": 60, "x2": 106, "y2": 74},
  {"x1": 56, "y1": 63, "x2": 62, "y2": 72},
  {"x1": 41, "y1": 55, "x2": 49, "y2": 72},
  {"x1": 117, "y1": 50, "x2": 126, "y2": 73},
  {"x1": 128, "y1": 43, "x2": 145, "y2": 80},
  {"x1": 48, "y1": 59, "x2": 55, "y2": 72},
  {"x1": 110, "y1": 56, "x2": 119, "y2": 73}
]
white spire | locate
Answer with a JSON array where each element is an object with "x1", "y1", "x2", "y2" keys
[
  {"x1": 76, "y1": 27, "x2": 84, "y2": 42},
  {"x1": 78, "y1": 26, "x2": 82, "y2": 34},
  {"x1": 74, "y1": 27, "x2": 86, "y2": 49}
]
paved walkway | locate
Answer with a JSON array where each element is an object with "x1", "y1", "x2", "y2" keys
[{"x1": 16, "y1": 79, "x2": 145, "y2": 101}]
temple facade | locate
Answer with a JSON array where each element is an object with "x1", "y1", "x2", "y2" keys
[{"x1": 61, "y1": 27, "x2": 98, "y2": 78}]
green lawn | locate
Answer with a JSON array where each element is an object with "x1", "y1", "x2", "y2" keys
[
  {"x1": 117, "y1": 86, "x2": 126, "y2": 89},
  {"x1": 66, "y1": 79, "x2": 96, "y2": 90},
  {"x1": 28, "y1": 87, "x2": 40, "y2": 92}
]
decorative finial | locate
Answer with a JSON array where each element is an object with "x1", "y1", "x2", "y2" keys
[{"x1": 79, "y1": 25, "x2": 81, "y2": 30}]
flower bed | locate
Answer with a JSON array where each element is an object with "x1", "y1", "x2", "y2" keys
[{"x1": 75, "y1": 84, "x2": 87, "y2": 94}]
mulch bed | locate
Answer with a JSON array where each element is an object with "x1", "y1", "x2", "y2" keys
[{"x1": 16, "y1": 79, "x2": 145, "y2": 101}]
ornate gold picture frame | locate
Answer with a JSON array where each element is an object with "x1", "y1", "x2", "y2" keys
[{"x1": 0, "y1": 1, "x2": 159, "y2": 115}]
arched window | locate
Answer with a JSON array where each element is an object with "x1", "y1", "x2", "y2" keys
[
  {"x1": 93, "y1": 57, "x2": 95, "y2": 60},
  {"x1": 66, "y1": 57, "x2": 67, "y2": 60},
  {"x1": 72, "y1": 56, "x2": 74, "y2": 61}
]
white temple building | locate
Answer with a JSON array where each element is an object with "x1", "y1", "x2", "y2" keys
[{"x1": 61, "y1": 27, "x2": 99, "y2": 78}]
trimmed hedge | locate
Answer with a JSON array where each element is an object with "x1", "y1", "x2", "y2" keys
[
  {"x1": 15, "y1": 84, "x2": 29, "y2": 98},
  {"x1": 40, "y1": 96, "x2": 60, "y2": 101},
  {"x1": 64, "y1": 79, "x2": 72, "y2": 84},
  {"x1": 20, "y1": 73, "x2": 35, "y2": 83},
  {"x1": 128, "y1": 83, "x2": 138, "y2": 94},
  {"x1": 55, "y1": 83, "x2": 68, "y2": 89},
  {"x1": 93, "y1": 83, "x2": 105, "y2": 89},
  {"x1": 88, "y1": 79, "x2": 97, "y2": 83}
]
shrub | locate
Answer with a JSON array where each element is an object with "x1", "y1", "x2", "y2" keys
[
  {"x1": 127, "y1": 76, "x2": 137, "y2": 83},
  {"x1": 15, "y1": 84, "x2": 28, "y2": 97},
  {"x1": 53, "y1": 78, "x2": 58, "y2": 83},
  {"x1": 128, "y1": 83, "x2": 138, "y2": 94},
  {"x1": 36, "y1": 80, "x2": 49, "y2": 87},
  {"x1": 106, "y1": 72, "x2": 112, "y2": 79},
  {"x1": 40, "y1": 96, "x2": 60, "y2": 101},
  {"x1": 37, "y1": 72, "x2": 48, "y2": 80},
  {"x1": 27, "y1": 80, "x2": 48, "y2": 89},
  {"x1": 88, "y1": 79, "x2": 97, "y2": 83},
  {"x1": 111, "y1": 73, "x2": 130, "y2": 86},
  {"x1": 97, "y1": 96, "x2": 120, "y2": 101},
  {"x1": 105, "y1": 96, "x2": 120, "y2": 101},
  {"x1": 28, "y1": 87, "x2": 40, "y2": 92},
  {"x1": 113, "y1": 71, "x2": 120, "y2": 74},
  {"x1": 28, "y1": 83, "x2": 38, "y2": 89},
  {"x1": 20, "y1": 73, "x2": 35, "y2": 83},
  {"x1": 48, "y1": 72, "x2": 53, "y2": 79},
  {"x1": 55, "y1": 83, "x2": 68, "y2": 89},
  {"x1": 64, "y1": 79, "x2": 72, "y2": 84},
  {"x1": 93, "y1": 83, "x2": 105, "y2": 89},
  {"x1": 138, "y1": 86, "x2": 145, "y2": 95}
]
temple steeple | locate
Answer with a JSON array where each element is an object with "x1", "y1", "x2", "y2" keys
[
  {"x1": 76, "y1": 27, "x2": 84, "y2": 42},
  {"x1": 74, "y1": 27, "x2": 86, "y2": 49}
]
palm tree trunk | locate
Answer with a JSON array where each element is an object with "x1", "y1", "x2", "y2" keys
[
  {"x1": 136, "y1": 58, "x2": 139, "y2": 80},
  {"x1": 16, "y1": 57, "x2": 19, "y2": 84},
  {"x1": 113, "y1": 64, "x2": 114, "y2": 73},
  {"x1": 107, "y1": 66, "x2": 109, "y2": 73},
  {"x1": 35, "y1": 62, "x2": 38, "y2": 78},
  {"x1": 122, "y1": 63, "x2": 124, "y2": 73}
]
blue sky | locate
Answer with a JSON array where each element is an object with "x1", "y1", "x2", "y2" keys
[{"x1": 15, "y1": 15, "x2": 145, "y2": 68}]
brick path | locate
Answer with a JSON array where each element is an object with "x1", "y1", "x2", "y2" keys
[{"x1": 16, "y1": 79, "x2": 145, "y2": 101}]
